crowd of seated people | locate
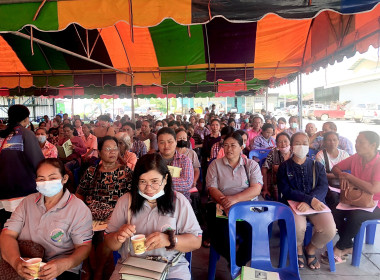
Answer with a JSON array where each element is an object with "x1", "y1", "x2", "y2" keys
[{"x1": 1, "y1": 104, "x2": 380, "y2": 279}]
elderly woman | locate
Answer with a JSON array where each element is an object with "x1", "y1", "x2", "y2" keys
[
  {"x1": 330, "y1": 131, "x2": 380, "y2": 263},
  {"x1": 105, "y1": 154, "x2": 202, "y2": 280},
  {"x1": 75, "y1": 136, "x2": 133, "y2": 280},
  {"x1": 58, "y1": 124, "x2": 86, "y2": 172},
  {"x1": 116, "y1": 132, "x2": 137, "y2": 170},
  {"x1": 252, "y1": 123, "x2": 276, "y2": 150},
  {"x1": 277, "y1": 132, "x2": 336, "y2": 270},
  {"x1": 261, "y1": 132, "x2": 292, "y2": 201},
  {"x1": 206, "y1": 132, "x2": 263, "y2": 266},
  {"x1": 36, "y1": 128, "x2": 58, "y2": 159},
  {"x1": 0, "y1": 158, "x2": 93, "y2": 280}
]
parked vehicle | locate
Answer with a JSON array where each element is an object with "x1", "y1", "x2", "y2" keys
[
  {"x1": 308, "y1": 104, "x2": 346, "y2": 121},
  {"x1": 361, "y1": 104, "x2": 380, "y2": 124}
]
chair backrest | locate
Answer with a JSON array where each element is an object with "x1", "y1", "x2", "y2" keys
[
  {"x1": 307, "y1": 148, "x2": 318, "y2": 160},
  {"x1": 228, "y1": 201, "x2": 299, "y2": 279},
  {"x1": 249, "y1": 149, "x2": 271, "y2": 161}
]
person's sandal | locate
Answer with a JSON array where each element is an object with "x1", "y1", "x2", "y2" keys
[
  {"x1": 297, "y1": 254, "x2": 306, "y2": 269},
  {"x1": 321, "y1": 254, "x2": 346, "y2": 265},
  {"x1": 304, "y1": 252, "x2": 320, "y2": 270}
]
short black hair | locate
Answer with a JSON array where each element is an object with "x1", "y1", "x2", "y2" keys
[
  {"x1": 262, "y1": 123, "x2": 274, "y2": 132},
  {"x1": 278, "y1": 117, "x2": 286, "y2": 124},
  {"x1": 323, "y1": 131, "x2": 339, "y2": 142},
  {"x1": 98, "y1": 115, "x2": 111, "y2": 122},
  {"x1": 63, "y1": 123, "x2": 74, "y2": 131},
  {"x1": 157, "y1": 127, "x2": 176, "y2": 140},
  {"x1": 122, "y1": 122, "x2": 136, "y2": 130},
  {"x1": 221, "y1": 126, "x2": 234, "y2": 137},
  {"x1": 224, "y1": 131, "x2": 243, "y2": 146},
  {"x1": 236, "y1": 129, "x2": 248, "y2": 139},
  {"x1": 98, "y1": 136, "x2": 118, "y2": 151},
  {"x1": 276, "y1": 132, "x2": 291, "y2": 143},
  {"x1": 290, "y1": 132, "x2": 309, "y2": 146},
  {"x1": 131, "y1": 154, "x2": 174, "y2": 215}
]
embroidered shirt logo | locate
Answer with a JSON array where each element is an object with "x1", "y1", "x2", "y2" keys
[{"x1": 50, "y1": 228, "x2": 64, "y2": 242}]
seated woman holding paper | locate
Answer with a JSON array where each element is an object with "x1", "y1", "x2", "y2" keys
[
  {"x1": 0, "y1": 158, "x2": 93, "y2": 280},
  {"x1": 330, "y1": 131, "x2": 380, "y2": 262},
  {"x1": 277, "y1": 132, "x2": 336, "y2": 270},
  {"x1": 206, "y1": 131, "x2": 263, "y2": 266},
  {"x1": 105, "y1": 153, "x2": 202, "y2": 280},
  {"x1": 261, "y1": 132, "x2": 292, "y2": 201},
  {"x1": 315, "y1": 131, "x2": 349, "y2": 209},
  {"x1": 58, "y1": 124, "x2": 86, "y2": 172}
]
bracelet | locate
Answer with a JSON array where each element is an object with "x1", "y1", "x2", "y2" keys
[{"x1": 164, "y1": 229, "x2": 177, "y2": 250}]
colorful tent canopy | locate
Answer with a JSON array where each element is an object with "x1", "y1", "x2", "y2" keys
[
  {"x1": 0, "y1": 1, "x2": 380, "y2": 98},
  {"x1": 0, "y1": 0, "x2": 379, "y2": 31}
]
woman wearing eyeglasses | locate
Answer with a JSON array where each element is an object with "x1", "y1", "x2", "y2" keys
[
  {"x1": 75, "y1": 136, "x2": 133, "y2": 280},
  {"x1": 105, "y1": 153, "x2": 202, "y2": 280}
]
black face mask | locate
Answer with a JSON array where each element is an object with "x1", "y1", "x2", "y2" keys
[{"x1": 177, "y1": 140, "x2": 188, "y2": 148}]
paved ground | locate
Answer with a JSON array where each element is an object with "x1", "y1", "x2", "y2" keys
[{"x1": 191, "y1": 226, "x2": 380, "y2": 279}]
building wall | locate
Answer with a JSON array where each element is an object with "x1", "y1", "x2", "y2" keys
[{"x1": 339, "y1": 79, "x2": 380, "y2": 106}]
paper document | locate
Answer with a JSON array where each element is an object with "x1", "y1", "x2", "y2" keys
[
  {"x1": 143, "y1": 139, "x2": 150, "y2": 151},
  {"x1": 288, "y1": 200, "x2": 331, "y2": 216},
  {"x1": 57, "y1": 139, "x2": 73, "y2": 158},
  {"x1": 167, "y1": 166, "x2": 182, "y2": 178},
  {"x1": 329, "y1": 186, "x2": 341, "y2": 193},
  {"x1": 336, "y1": 202, "x2": 378, "y2": 213},
  {"x1": 241, "y1": 266, "x2": 279, "y2": 280},
  {"x1": 92, "y1": 220, "x2": 108, "y2": 232}
]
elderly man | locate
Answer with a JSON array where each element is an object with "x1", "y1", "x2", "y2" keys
[{"x1": 309, "y1": 121, "x2": 354, "y2": 155}]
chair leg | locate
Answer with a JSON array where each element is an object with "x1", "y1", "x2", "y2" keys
[
  {"x1": 326, "y1": 240, "x2": 336, "y2": 272},
  {"x1": 208, "y1": 246, "x2": 220, "y2": 280},
  {"x1": 365, "y1": 224, "x2": 377, "y2": 245},
  {"x1": 278, "y1": 220, "x2": 288, "y2": 268},
  {"x1": 352, "y1": 224, "x2": 366, "y2": 267}
]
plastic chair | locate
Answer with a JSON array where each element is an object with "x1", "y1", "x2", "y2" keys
[
  {"x1": 352, "y1": 219, "x2": 380, "y2": 266},
  {"x1": 249, "y1": 149, "x2": 271, "y2": 162},
  {"x1": 228, "y1": 201, "x2": 301, "y2": 280},
  {"x1": 307, "y1": 148, "x2": 318, "y2": 160},
  {"x1": 185, "y1": 252, "x2": 192, "y2": 276},
  {"x1": 304, "y1": 222, "x2": 336, "y2": 272}
]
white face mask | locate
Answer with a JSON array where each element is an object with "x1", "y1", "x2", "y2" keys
[
  {"x1": 36, "y1": 135, "x2": 46, "y2": 143},
  {"x1": 138, "y1": 190, "x2": 165, "y2": 201},
  {"x1": 279, "y1": 145, "x2": 291, "y2": 154},
  {"x1": 36, "y1": 179, "x2": 63, "y2": 197},
  {"x1": 242, "y1": 143, "x2": 246, "y2": 149},
  {"x1": 292, "y1": 145, "x2": 309, "y2": 159},
  {"x1": 156, "y1": 126, "x2": 162, "y2": 131},
  {"x1": 199, "y1": 123, "x2": 205, "y2": 128},
  {"x1": 279, "y1": 123, "x2": 285, "y2": 130}
]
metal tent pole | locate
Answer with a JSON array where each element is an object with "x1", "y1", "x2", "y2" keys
[
  {"x1": 166, "y1": 86, "x2": 169, "y2": 118},
  {"x1": 131, "y1": 75, "x2": 135, "y2": 123},
  {"x1": 71, "y1": 88, "x2": 75, "y2": 117},
  {"x1": 297, "y1": 73, "x2": 303, "y2": 129}
]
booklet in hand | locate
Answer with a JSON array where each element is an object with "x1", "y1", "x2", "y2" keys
[
  {"x1": 119, "y1": 256, "x2": 168, "y2": 280},
  {"x1": 288, "y1": 200, "x2": 331, "y2": 216},
  {"x1": 57, "y1": 139, "x2": 73, "y2": 158}
]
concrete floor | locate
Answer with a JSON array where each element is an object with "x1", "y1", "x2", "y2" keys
[{"x1": 190, "y1": 228, "x2": 380, "y2": 280}]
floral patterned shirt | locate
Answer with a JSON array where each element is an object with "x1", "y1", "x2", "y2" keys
[{"x1": 77, "y1": 165, "x2": 133, "y2": 208}]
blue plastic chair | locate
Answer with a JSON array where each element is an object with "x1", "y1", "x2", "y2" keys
[
  {"x1": 304, "y1": 222, "x2": 336, "y2": 272},
  {"x1": 249, "y1": 149, "x2": 271, "y2": 161},
  {"x1": 307, "y1": 148, "x2": 318, "y2": 160},
  {"x1": 228, "y1": 201, "x2": 301, "y2": 280},
  {"x1": 352, "y1": 219, "x2": 380, "y2": 266}
]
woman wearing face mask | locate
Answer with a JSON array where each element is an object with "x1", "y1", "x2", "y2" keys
[
  {"x1": 194, "y1": 118, "x2": 210, "y2": 141},
  {"x1": 175, "y1": 128, "x2": 201, "y2": 189},
  {"x1": 105, "y1": 154, "x2": 202, "y2": 280},
  {"x1": 284, "y1": 116, "x2": 302, "y2": 137},
  {"x1": 76, "y1": 136, "x2": 133, "y2": 280},
  {"x1": 36, "y1": 128, "x2": 58, "y2": 159},
  {"x1": 275, "y1": 117, "x2": 287, "y2": 136},
  {"x1": 0, "y1": 158, "x2": 93, "y2": 280},
  {"x1": 261, "y1": 132, "x2": 292, "y2": 200},
  {"x1": 277, "y1": 132, "x2": 336, "y2": 270},
  {"x1": 154, "y1": 120, "x2": 163, "y2": 134},
  {"x1": 252, "y1": 123, "x2": 276, "y2": 150}
]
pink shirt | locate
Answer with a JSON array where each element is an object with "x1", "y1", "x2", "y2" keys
[
  {"x1": 41, "y1": 140, "x2": 58, "y2": 159},
  {"x1": 247, "y1": 129, "x2": 261, "y2": 149},
  {"x1": 337, "y1": 153, "x2": 380, "y2": 206},
  {"x1": 81, "y1": 133, "x2": 98, "y2": 158}
]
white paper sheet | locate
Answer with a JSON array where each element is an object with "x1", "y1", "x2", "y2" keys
[{"x1": 288, "y1": 200, "x2": 331, "y2": 215}]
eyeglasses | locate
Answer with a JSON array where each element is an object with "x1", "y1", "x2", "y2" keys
[
  {"x1": 138, "y1": 178, "x2": 164, "y2": 189},
  {"x1": 103, "y1": 147, "x2": 119, "y2": 153}
]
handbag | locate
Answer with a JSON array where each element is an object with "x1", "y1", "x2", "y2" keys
[
  {"x1": 323, "y1": 149, "x2": 340, "y2": 188},
  {"x1": 340, "y1": 182, "x2": 376, "y2": 208},
  {"x1": 0, "y1": 240, "x2": 45, "y2": 280}
]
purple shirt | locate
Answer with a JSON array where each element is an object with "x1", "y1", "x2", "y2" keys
[{"x1": 252, "y1": 134, "x2": 276, "y2": 150}]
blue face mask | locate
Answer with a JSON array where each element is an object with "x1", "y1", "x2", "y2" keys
[{"x1": 36, "y1": 179, "x2": 63, "y2": 197}]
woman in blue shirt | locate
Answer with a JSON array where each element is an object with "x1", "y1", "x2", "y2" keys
[{"x1": 277, "y1": 132, "x2": 336, "y2": 270}]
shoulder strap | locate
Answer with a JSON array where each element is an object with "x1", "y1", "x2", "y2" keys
[
  {"x1": 127, "y1": 193, "x2": 132, "y2": 225},
  {"x1": 243, "y1": 157, "x2": 251, "y2": 186},
  {"x1": 312, "y1": 160, "x2": 316, "y2": 189},
  {"x1": 323, "y1": 149, "x2": 331, "y2": 173}
]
